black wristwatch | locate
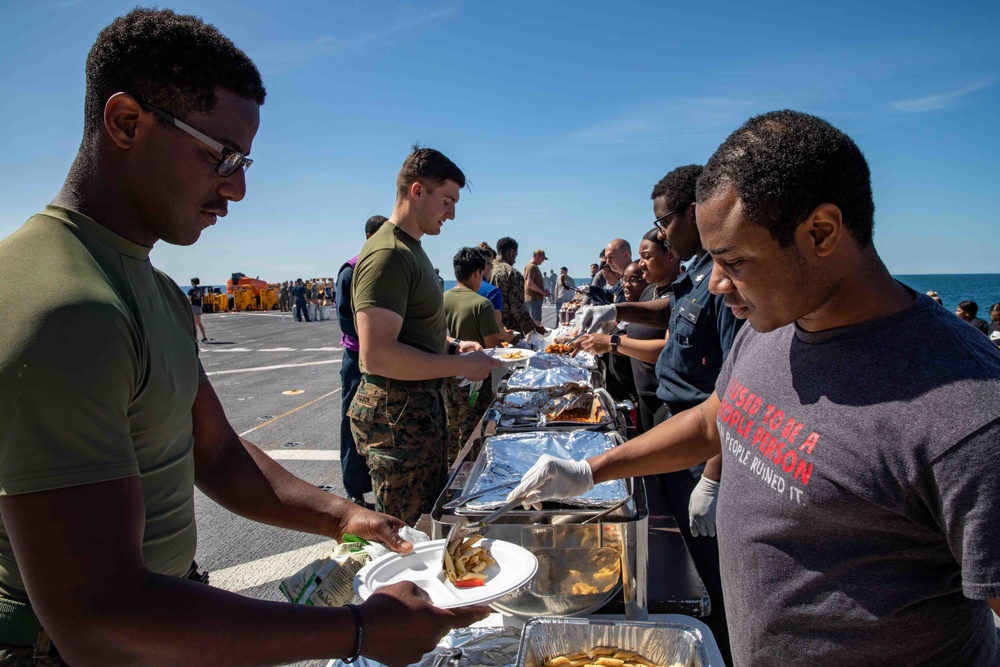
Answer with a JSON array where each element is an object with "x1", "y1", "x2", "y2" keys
[
  {"x1": 609, "y1": 334, "x2": 621, "y2": 351},
  {"x1": 448, "y1": 339, "x2": 462, "y2": 355}
]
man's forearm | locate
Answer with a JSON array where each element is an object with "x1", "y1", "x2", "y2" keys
[
  {"x1": 64, "y1": 571, "x2": 357, "y2": 666},
  {"x1": 196, "y1": 434, "x2": 353, "y2": 540},
  {"x1": 588, "y1": 402, "x2": 720, "y2": 482},
  {"x1": 362, "y1": 339, "x2": 469, "y2": 380},
  {"x1": 528, "y1": 281, "x2": 547, "y2": 296},
  {"x1": 615, "y1": 299, "x2": 671, "y2": 328}
]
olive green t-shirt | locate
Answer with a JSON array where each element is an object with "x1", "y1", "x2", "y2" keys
[
  {"x1": 0, "y1": 206, "x2": 203, "y2": 602},
  {"x1": 443, "y1": 287, "x2": 500, "y2": 346},
  {"x1": 352, "y1": 222, "x2": 447, "y2": 375}
]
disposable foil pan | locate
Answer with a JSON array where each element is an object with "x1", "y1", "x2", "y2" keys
[
  {"x1": 504, "y1": 366, "x2": 592, "y2": 393},
  {"x1": 527, "y1": 351, "x2": 598, "y2": 371},
  {"x1": 462, "y1": 431, "x2": 627, "y2": 511},
  {"x1": 515, "y1": 617, "x2": 710, "y2": 667}
]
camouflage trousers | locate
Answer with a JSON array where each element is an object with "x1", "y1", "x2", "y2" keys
[
  {"x1": 442, "y1": 378, "x2": 492, "y2": 465},
  {"x1": 348, "y1": 380, "x2": 447, "y2": 526}
]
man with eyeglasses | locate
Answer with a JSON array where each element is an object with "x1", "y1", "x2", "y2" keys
[{"x1": 0, "y1": 9, "x2": 487, "y2": 666}]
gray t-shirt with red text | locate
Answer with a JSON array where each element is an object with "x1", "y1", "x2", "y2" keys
[{"x1": 714, "y1": 292, "x2": 1000, "y2": 666}]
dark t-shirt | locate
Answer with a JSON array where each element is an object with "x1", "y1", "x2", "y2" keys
[
  {"x1": 187, "y1": 286, "x2": 203, "y2": 307},
  {"x1": 291, "y1": 284, "x2": 307, "y2": 303},
  {"x1": 989, "y1": 321, "x2": 1000, "y2": 347},
  {"x1": 969, "y1": 316, "x2": 990, "y2": 335},
  {"x1": 627, "y1": 284, "x2": 669, "y2": 399},
  {"x1": 714, "y1": 292, "x2": 1000, "y2": 666}
]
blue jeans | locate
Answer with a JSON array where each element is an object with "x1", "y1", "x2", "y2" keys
[{"x1": 340, "y1": 349, "x2": 371, "y2": 497}]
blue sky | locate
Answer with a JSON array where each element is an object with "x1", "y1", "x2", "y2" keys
[{"x1": 1, "y1": 0, "x2": 997, "y2": 285}]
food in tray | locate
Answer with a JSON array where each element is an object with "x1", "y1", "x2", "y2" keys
[
  {"x1": 545, "y1": 392, "x2": 606, "y2": 423},
  {"x1": 442, "y1": 534, "x2": 496, "y2": 588},
  {"x1": 533, "y1": 547, "x2": 621, "y2": 597},
  {"x1": 500, "y1": 350, "x2": 529, "y2": 360},
  {"x1": 543, "y1": 647, "x2": 683, "y2": 667},
  {"x1": 545, "y1": 343, "x2": 574, "y2": 354}
]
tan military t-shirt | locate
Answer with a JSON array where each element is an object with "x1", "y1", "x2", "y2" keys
[
  {"x1": 0, "y1": 206, "x2": 203, "y2": 602},
  {"x1": 352, "y1": 222, "x2": 447, "y2": 375},
  {"x1": 524, "y1": 262, "x2": 545, "y2": 302}
]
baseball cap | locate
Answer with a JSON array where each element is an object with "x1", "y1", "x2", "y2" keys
[{"x1": 534, "y1": 249, "x2": 549, "y2": 260}]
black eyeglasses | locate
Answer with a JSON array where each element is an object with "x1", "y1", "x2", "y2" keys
[
  {"x1": 623, "y1": 276, "x2": 645, "y2": 285},
  {"x1": 138, "y1": 99, "x2": 252, "y2": 177},
  {"x1": 652, "y1": 209, "x2": 678, "y2": 233}
]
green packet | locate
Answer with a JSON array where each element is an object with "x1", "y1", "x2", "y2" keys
[{"x1": 278, "y1": 540, "x2": 371, "y2": 607}]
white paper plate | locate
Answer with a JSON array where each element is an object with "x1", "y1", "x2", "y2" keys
[
  {"x1": 354, "y1": 538, "x2": 538, "y2": 609},
  {"x1": 485, "y1": 348, "x2": 537, "y2": 363}
]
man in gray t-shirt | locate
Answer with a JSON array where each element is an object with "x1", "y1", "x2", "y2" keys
[
  {"x1": 714, "y1": 294, "x2": 1000, "y2": 664},
  {"x1": 508, "y1": 110, "x2": 999, "y2": 665}
]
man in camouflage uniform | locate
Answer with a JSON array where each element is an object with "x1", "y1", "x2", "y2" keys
[
  {"x1": 491, "y1": 237, "x2": 545, "y2": 335},
  {"x1": 348, "y1": 147, "x2": 499, "y2": 525}
]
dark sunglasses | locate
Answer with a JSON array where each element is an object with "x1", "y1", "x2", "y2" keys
[{"x1": 138, "y1": 99, "x2": 252, "y2": 177}]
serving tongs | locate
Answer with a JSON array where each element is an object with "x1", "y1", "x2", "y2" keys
[
  {"x1": 442, "y1": 480, "x2": 518, "y2": 510},
  {"x1": 441, "y1": 495, "x2": 523, "y2": 572}
]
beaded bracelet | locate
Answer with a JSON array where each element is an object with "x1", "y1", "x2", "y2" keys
[{"x1": 343, "y1": 603, "x2": 364, "y2": 664}]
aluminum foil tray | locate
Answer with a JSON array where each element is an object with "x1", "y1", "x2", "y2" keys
[
  {"x1": 462, "y1": 431, "x2": 627, "y2": 511},
  {"x1": 504, "y1": 366, "x2": 592, "y2": 393},
  {"x1": 527, "y1": 351, "x2": 598, "y2": 371},
  {"x1": 516, "y1": 617, "x2": 710, "y2": 667}
]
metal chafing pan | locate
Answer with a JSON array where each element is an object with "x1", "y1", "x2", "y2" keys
[{"x1": 432, "y1": 436, "x2": 649, "y2": 620}]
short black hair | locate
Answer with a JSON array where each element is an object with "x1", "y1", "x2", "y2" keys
[
  {"x1": 191, "y1": 277, "x2": 200, "y2": 285},
  {"x1": 958, "y1": 300, "x2": 979, "y2": 316},
  {"x1": 651, "y1": 165, "x2": 703, "y2": 212},
  {"x1": 496, "y1": 237, "x2": 518, "y2": 256},
  {"x1": 84, "y1": 8, "x2": 265, "y2": 143},
  {"x1": 396, "y1": 144, "x2": 466, "y2": 195},
  {"x1": 453, "y1": 247, "x2": 486, "y2": 282},
  {"x1": 365, "y1": 215, "x2": 388, "y2": 236},
  {"x1": 697, "y1": 110, "x2": 875, "y2": 249}
]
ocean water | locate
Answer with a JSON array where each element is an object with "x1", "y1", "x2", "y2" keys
[
  {"x1": 894, "y1": 274, "x2": 1000, "y2": 312},
  {"x1": 451, "y1": 274, "x2": 1000, "y2": 311}
]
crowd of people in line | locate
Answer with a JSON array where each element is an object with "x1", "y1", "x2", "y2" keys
[{"x1": 1, "y1": 8, "x2": 997, "y2": 667}]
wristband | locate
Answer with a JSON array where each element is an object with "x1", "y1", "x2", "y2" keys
[{"x1": 343, "y1": 603, "x2": 364, "y2": 663}]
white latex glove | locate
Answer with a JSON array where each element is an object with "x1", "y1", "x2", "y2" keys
[
  {"x1": 578, "y1": 304, "x2": 617, "y2": 334},
  {"x1": 506, "y1": 454, "x2": 594, "y2": 510},
  {"x1": 688, "y1": 476, "x2": 720, "y2": 537}
]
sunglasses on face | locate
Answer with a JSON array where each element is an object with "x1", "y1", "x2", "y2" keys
[{"x1": 137, "y1": 99, "x2": 252, "y2": 177}]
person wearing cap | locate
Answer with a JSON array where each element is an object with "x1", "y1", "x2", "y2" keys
[{"x1": 523, "y1": 249, "x2": 551, "y2": 326}]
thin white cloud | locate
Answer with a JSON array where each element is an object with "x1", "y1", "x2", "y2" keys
[
  {"x1": 255, "y1": 0, "x2": 462, "y2": 74},
  {"x1": 570, "y1": 96, "x2": 762, "y2": 145},
  {"x1": 890, "y1": 79, "x2": 995, "y2": 113}
]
